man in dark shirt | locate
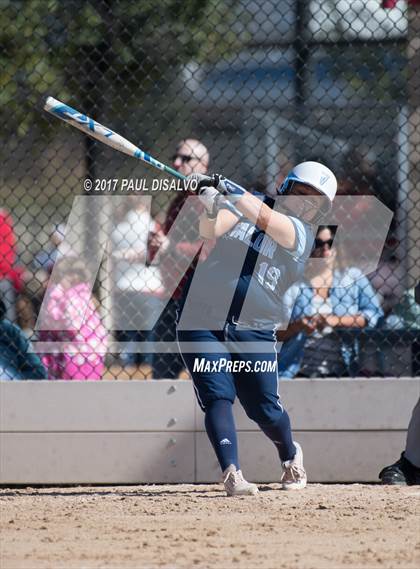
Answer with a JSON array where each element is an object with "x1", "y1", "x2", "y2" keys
[{"x1": 153, "y1": 139, "x2": 214, "y2": 378}]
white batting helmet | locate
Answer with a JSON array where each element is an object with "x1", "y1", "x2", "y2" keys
[{"x1": 278, "y1": 161, "x2": 337, "y2": 204}]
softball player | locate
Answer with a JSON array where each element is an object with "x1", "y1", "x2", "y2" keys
[{"x1": 177, "y1": 162, "x2": 337, "y2": 496}]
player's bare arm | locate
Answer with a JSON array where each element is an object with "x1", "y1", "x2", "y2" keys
[
  {"x1": 225, "y1": 191, "x2": 297, "y2": 249},
  {"x1": 199, "y1": 209, "x2": 238, "y2": 239},
  {"x1": 188, "y1": 174, "x2": 332, "y2": 249},
  {"x1": 189, "y1": 173, "x2": 298, "y2": 249}
]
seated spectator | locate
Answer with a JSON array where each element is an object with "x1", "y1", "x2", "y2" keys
[
  {"x1": 39, "y1": 258, "x2": 107, "y2": 380},
  {"x1": 382, "y1": 284, "x2": 420, "y2": 330},
  {"x1": 111, "y1": 195, "x2": 165, "y2": 373},
  {"x1": 277, "y1": 226, "x2": 383, "y2": 378},
  {"x1": 0, "y1": 296, "x2": 47, "y2": 380}
]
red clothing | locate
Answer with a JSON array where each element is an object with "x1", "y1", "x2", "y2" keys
[
  {"x1": 161, "y1": 193, "x2": 215, "y2": 300},
  {"x1": 0, "y1": 209, "x2": 23, "y2": 292},
  {"x1": 382, "y1": 0, "x2": 420, "y2": 7},
  {"x1": 0, "y1": 210, "x2": 15, "y2": 274}
]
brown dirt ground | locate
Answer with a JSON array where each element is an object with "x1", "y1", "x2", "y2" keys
[{"x1": 1, "y1": 484, "x2": 419, "y2": 569}]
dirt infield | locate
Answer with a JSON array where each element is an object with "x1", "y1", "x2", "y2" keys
[{"x1": 1, "y1": 484, "x2": 419, "y2": 569}]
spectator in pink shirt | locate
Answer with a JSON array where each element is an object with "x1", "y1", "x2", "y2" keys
[{"x1": 40, "y1": 258, "x2": 107, "y2": 380}]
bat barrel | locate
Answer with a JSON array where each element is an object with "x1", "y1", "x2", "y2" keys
[
  {"x1": 44, "y1": 97, "x2": 142, "y2": 159},
  {"x1": 43, "y1": 96, "x2": 240, "y2": 217}
]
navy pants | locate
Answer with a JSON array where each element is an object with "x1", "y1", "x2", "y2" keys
[
  {"x1": 177, "y1": 323, "x2": 296, "y2": 466},
  {"x1": 153, "y1": 298, "x2": 186, "y2": 379}
]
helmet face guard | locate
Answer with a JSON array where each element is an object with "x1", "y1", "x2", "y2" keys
[
  {"x1": 277, "y1": 177, "x2": 296, "y2": 195},
  {"x1": 278, "y1": 178, "x2": 332, "y2": 224}
]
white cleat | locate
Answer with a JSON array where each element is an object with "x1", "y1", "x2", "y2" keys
[
  {"x1": 281, "y1": 441, "x2": 307, "y2": 490},
  {"x1": 223, "y1": 465, "x2": 259, "y2": 496}
]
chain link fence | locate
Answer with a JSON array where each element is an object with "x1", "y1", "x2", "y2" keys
[{"x1": 1, "y1": 0, "x2": 419, "y2": 380}]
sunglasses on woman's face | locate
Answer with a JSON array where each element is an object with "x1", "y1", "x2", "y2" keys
[
  {"x1": 172, "y1": 153, "x2": 197, "y2": 163},
  {"x1": 314, "y1": 238, "x2": 334, "y2": 249}
]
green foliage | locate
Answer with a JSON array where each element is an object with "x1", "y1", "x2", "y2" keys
[
  {"x1": 0, "y1": 0, "x2": 242, "y2": 136},
  {"x1": 0, "y1": 0, "x2": 65, "y2": 135}
]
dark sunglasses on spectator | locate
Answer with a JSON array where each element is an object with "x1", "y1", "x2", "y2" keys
[
  {"x1": 314, "y1": 238, "x2": 334, "y2": 249},
  {"x1": 172, "y1": 153, "x2": 198, "y2": 163}
]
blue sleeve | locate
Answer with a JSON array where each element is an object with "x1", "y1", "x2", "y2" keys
[
  {"x1": 32, "y1": 250, "x2": 49, "y2": 270},
  {"x1": 284, "y1": 284, "x2": 313, "y2": 321},
  {"x1": 281, "y1": 284, "x2": 300, "y2": 326},
  {"x1": 357, "y1": 276, "x2": 384, "y2": 327},
  {"x1": 288, "y1": 217, "x2": 311, "y2": 259}
]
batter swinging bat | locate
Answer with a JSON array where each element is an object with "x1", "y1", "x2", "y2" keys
[{"x1": 43, "y1": 96, "x2": 241, "y2": 217}]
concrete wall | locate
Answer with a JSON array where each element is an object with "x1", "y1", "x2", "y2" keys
[{"x1": 1, "y1": 379, "x2": 418, "y2": 484}]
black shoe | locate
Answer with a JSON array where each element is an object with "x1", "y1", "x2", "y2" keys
[{"x1": 379, "y1": 453, "x2": 420, "y2": 485}]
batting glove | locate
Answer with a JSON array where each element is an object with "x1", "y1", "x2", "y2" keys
[
  {"x1": 186, "y1": 174, "x2": 221, "y2": 219},
  {"x1": 198, "y1": 186, "x2": 223, "y2": 220},
  {"x1": 186, "y1": 173, "x2": 246, "y2": 217},
  {"x1": 211, "y1": 174, "x2": 248, "y2": 203},
  {"x1": 187, "y1": 173, "x2": 247, "y2": 202},
  {"x1": 186, "y1": 173, "x2": 214, "y2": 193}
]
